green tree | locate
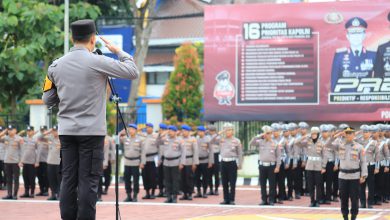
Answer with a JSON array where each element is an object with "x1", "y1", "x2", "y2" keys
[
  {"x1": 0, "y1": 0, "x2": 100, "y2": 114},
  {"x1": 162, "y1": 43, "x2": 203, "y2": 126}
]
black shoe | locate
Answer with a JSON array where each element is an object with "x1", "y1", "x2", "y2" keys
[
  {"x1": 97, "y1": 197, "x2": 103, "y2": 202},
  {"x1": 179, "y1": 194, "x2": 188, "y2": 200},
  {"x1": 171, "y1": 196, "x2": 177, "y2": 203},
  {"x1": 123, "y1": 196, "x2": 132, "y2": 202},
  {"x1": 314, "y1": 202, "x2": 320, "y2": 207},
  {"x1": 295, "y1": 195, "x2": 301, "y2": 199},
  {"x1": 323, "y1": 200, "x2": 331, "y2": 204},
  {"x1": 207, "y1": 191, "x2": 214, "y2": 195},
  {"x1": 2, "y1": 195, "x2": 13, "y2": 200},
  {"x1": 42, "y1": 192, "x2": 49, "y2": 196},
  {"x1": 12, "y1": 196, "x2": 18, "y2": 200},
  {"x1": 288, "y1": 196, "x2": 293, "y2": 201},
  {"x1": 194, "y1": 193, "x2": 202, "y2": 198},
  {"x1": 220, "y1": 200, "x2": 229, "y2": 205},
  {"x1": 351, "y1": 215, "x2": 357, "y2": 220},
  {"x1": 132, "y1": 197, "x2": 138, "y2": 202},
  {"x1": 150, "y1": 194, "x2": 156, "y2": 199},
  {"x1": 164, "y1": 197, "x2": 172, "y2": 203},
  {"x1": 259, "y1": 201, "x2": 268, "y2": 206},
  {"x1": 187, "y1": 195, "x2": 193, "y2": 200},
  {"x1": 361, "y1": 203, "x2": 367, "y2": 208},
  {"x1": 157, "y1": 192, "x2": 165, "y2": 197},
  {"x1": 269, "y1": 202, "x2": 274, "y2": 206},
  {"x1": 333, "y1": 197, "x2": 339, "y2": 202},
  {"x1": 35, "y1": 192, "x2": 44, "y2": 196},
  {"x1": 47, "y1": 196, "x2": 57, "y2": 201},
  {"x1": 309, "y1": 203, "x2": 316, "y2": 207},
  {"x1": 229, "y1": 201, "x2": 235, "y2": 205},
  {"x1": 29, "y1": 195, "x2": 35, "y2": 198},
  {"x1": 20, "y1": 193, "x2": 30, "y2": 198},
  {"x1": 214, "y1": 190, "x2": 219, "y2": 196},
  {"x1": 142, "y1": 194, "x2": 151, "y2": 199},
  {"x1": 343, "y1": 215, "x2": 348, "y2": 220},
  {"x1": 202, "y1": 194, "x2": 208, "y2": 198},
  {"x1": 367, "y1": 204, "x2": 373, "y2": 209}
]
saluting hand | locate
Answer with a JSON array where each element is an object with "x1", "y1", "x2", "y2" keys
[{"x1": 100, "y1": 36, "x2": 121, "y2": 54}]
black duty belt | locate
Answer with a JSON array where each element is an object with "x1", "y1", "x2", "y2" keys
[
  {"x1": 199, "y1": 156, "x2": 208, "y2": 160},
  {"x1": 124, "y1": 156, "x2": 140, "y2": 160},
  {"x1": 146, "y1": 152, "x2": 158, "y2": 157},
  {"x1": 186, "y1": 155, "x2": 193, "y2": 159},
  {"x1": 340, "y1": 168, "x2": 360, "y2": 174},
  {"x1": 165, "y1": 156, "x2": 180, "y2": 161}
]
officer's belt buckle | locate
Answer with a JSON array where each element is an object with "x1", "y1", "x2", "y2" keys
[
  {"x1": 308, "y1": 156, "x2": 321, "y2": 161},
  {"x1": 222, "y1": 158, "x2": 236, "y2": 162},
  {"x1": 259, "y1": 161, "x2": 275, "y2": 166}
]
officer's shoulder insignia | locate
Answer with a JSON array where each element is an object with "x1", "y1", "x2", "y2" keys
[
  {"x1": 42, "y1": 75, "x2": 54, "y2": 92},
  {"x1": 336, "y1": 47, "x2": 348, "y2": 53}
]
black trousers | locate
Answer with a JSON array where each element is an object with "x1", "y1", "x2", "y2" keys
[
  {"x1": 124, "y1": 165, "x2": 140, "y2": 195},
  {"x1": 293, "y1": 160, "x2": 303, "y2": 196},
  {"x1": 5, "y1": 163, "x2": 19, "y2": 196},
  {"x1": 322, "y1": 161, "x2": 334, "y2": 201},
  {"x1": 385, "y1": 170, "x2": 390, "y2": 199},
  {"x1": 286, "y1": 159, "x2": 294, "y2": 198},
  {"x1": 47, "y1": 164, "x2": 61, "y2": 196},
  {"x1": 142, "y1": 161, "x2": 157, "y2": 191},
  {"x1": 259, "y1": 164, "x2": 276, "y2": 203},
  {"x1": 103, "y1": 160, "x2": 112, "y2": 189},
  {"x1": 59, "y1": 135, "x2": 104, "y2": 220},
  {"x1": 37, "y1": 162, "x2": 49, "y2": 193},
  {"x1": 276, "y1": 161, "x2": 286, "y2": 200},
  {"x1": 208, "y1": 153, "x2": 220, "y2": 191},
  {"x1": 0, "y1": 160, "x2": 5, "y2": 186},
  {"x1": 195, "y1": 163, "x2": 209, "y2": 191},
  {"x1": 339, "y1": 178, "x2": 360, "y2": 217},
  {"x1": 375, "y1": 166, "x2": 385, "y2": 202},
  {"x1": 163, "y1": 166, "x2": 180, "y2": 196},
  {"x1": 181, "y1": 165, "x2": 194, "y2": 194},
  {"x1": 307, "y1": 170, "x2": 322, "y2": 204},
  {"x1": 360, "y1": 165, "x2": 375, "y2": 206},
  {"x1": 158, "y1": 163, "x2": 164, "y2": 192},
  {"x1": 333, "y1": 169, "x2": 339, "y2": 198},
  {"x1": 221, "y1": 161, "x2": 237, "y2": 202},
  {"x1": 22, "y1": 164, "x2": 36, "y2": 194}
]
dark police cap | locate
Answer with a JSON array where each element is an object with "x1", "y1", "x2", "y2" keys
[
  {"x1": 345, "y1": 17, "x2": 367, "y2": 29},
  {"x1": 8, "y1": 125, "x2": 15, "y2": 130},
  {"x1": 52, "y1": 125, "x2": 58, "y2": 131},
  {"x1": 27, "y1": 126, "x2": 34, "y2": 131},
  {"x1": 40, "y1": 125, "x2": 47, "y2": 130},
  {"x1": 71, "y1": 19, "x2": 96, "y2": 39}
]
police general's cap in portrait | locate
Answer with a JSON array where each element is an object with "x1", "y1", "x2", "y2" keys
[
  {"x1": 207, "y1": 125, "x2": 217, "y2": 131},
  {"x1": 146, "y1": 123, "x2": 154, "y2": 128},
  {"x1": 181, "y1": 124, "x2": 192, "y2": 131},
  {"x1": 70, "y1": 19, "x2": 97, "y2": 40},
  {"x1": 311, "y1": 127, "x2": 320, "y2": 134},
  {"x1": 345, "y1": 17, "x2": 367, "y2": 33},
  {"x1": 216, "y1": 71, "x2": 229, "y2": 81},
  {"x1": 159, "y1": 123, "x2": 168, "y2": 130},
  {"x1": 128, "y1": 123, "x2": 137, "y2": 130},
  {"x1": 168, "y1": 125, "x2": 177, "y2": 131},
  {"x1": 298, "y1": 122, "x2": 309, "y2": 129},
  {"x1": 262, "y1": 125, "x2": 273, "y2": 134},
  {"x1": 26, "y1": 125, "x2": 34, "y2": 131},
  {"x1": 197, "y1": 126, "x2": 206, "y2": 132}
]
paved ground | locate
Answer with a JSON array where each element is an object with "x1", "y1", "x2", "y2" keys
[{"x1": 0, "y1": 185, "x2": 389, "y2": 220}]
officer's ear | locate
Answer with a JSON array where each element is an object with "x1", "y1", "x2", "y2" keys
[
  {"x1": 70, "y1": 36, "x2": 74, "y2": 44},
  {"x1": 90, "y1": 34, "x2": 96, "y2": 46}
]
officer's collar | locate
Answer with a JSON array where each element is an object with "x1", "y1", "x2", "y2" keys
[
  {"x1": 70, "y1": 45, "x2": 90, "y2": 52},
  {"x1": 349, "y1": 46, "x2": 363, "y2": 56}
]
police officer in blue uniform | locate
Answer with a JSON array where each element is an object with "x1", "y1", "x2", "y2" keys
[
  {"x1": 331, "y1": 17, "x2": 376, "y2": 93},
  {"x1": 374, "y1": 12, "x2": 390, "y2": 78}
]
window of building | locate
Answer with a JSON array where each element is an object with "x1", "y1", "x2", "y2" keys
[{"x1": 146, "y1": 72, "x2": 170, "y2": 85}]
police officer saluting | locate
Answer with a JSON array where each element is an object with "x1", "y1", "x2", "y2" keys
[
  {"x1": 332, "y1": 127, "x2": 367, "y2": 220},
  {"x1": 20, "y1": 126, "x2": 39, "y2": 198},
  {"x1": 207, "y1": 125, "x2": 221, "y2": 196},
  {"x1": 42, "y1": 19, "x2": 138, "y2": 220},
  {"x1": 156, "y1": 123, "x2": 168, "y2": 197},
  {"x1": 217, "y1": 123, "x2": 243, "y2": 205},
  {"x1": 179, "y1": 125, "x2": 199, "y2": 200},
  {"x1": 36, "y1": 125, "x2": 50, "y2": 197},
  {"x1": 194, "y1": 126, "x2": 213, "y2": 198},
  {"x1": 141, "y1": 123, "x2": 159, "y2": 199},
  {"x1": 120, "y1": 124, "x2": 145, "y2": 202},
  {"x1": 158, "y1": 125, "x2": 185, "y2": 203},
  {"x1": 0, "y1": 126, "x2": 6, "y2": 190},
  {"x1": 0, "y1": 125, "x2": 23, "y2": 200},
  {"x1": 250, "y1": 125, "x2": 281, "y2": 206},
  {"x1": 44, "y1": 125, "x2": 61, "y2": 201}
]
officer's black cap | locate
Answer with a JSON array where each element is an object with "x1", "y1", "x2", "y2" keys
[
  {"x1": 8, "y1": 125, "x2": 15, "y2": 130},
  {"x1": 52, "y1": 125, "x2": 58, "y2": 131},
  {"x1": 0, "y1": 126, "x2": 3, "y2": 131},
  {"x1": 345, "y1": 17, "x2": 367, "y2": 29},
  {"x1": 27, "y1": 126, "x2": 34, "y2": 131},
  {"x1": 40, "y1": 125, "x2": 47, "y2": 131},
  {"x1": 344, "y1": 127, "x2": 355, "y2": 133},
  {"x1": 71, "y1": 19, "x2": 96, "y2": 40}
]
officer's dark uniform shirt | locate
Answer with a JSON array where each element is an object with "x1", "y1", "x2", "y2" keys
[
  {"x1": 374, "y1": 41, "x2": 390, "y2": 78},
  {"x1": 331, "y1": 47, "x2": 376, "y2": 92}
]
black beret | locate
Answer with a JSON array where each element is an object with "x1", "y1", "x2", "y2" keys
[
  {"x1": 71, "y1": 19, "x2": 96, "y2": 39},
  {"x1": 27, "y1": 126, "x2": 34, "y2": 131}
]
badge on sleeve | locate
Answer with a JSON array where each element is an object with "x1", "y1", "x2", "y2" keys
[{"x1": 42, "y1": 75, "x2": 53, "y2": 92}]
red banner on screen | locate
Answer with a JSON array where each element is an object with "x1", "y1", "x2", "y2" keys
[{"x1": 204, "y1": 0, "x2": 390, "y2": 121}]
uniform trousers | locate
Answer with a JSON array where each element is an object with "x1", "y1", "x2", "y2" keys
[
  {"x1": 339, "y1": 178, "x2": 360, "y2": 217},
  {"x1": 221, "y1": 161, "x2": 237, "y2": 203},
  {"x1": 59, "y1": 135, "x2": 104, "y2": 220},
  {"x1": 22, "y1": 164, "x2": 36, "y2": 194}
]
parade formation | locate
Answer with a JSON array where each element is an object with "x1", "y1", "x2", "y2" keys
[{"x1": 0, "y1": 121, "x2": 389, "y2": 220}]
